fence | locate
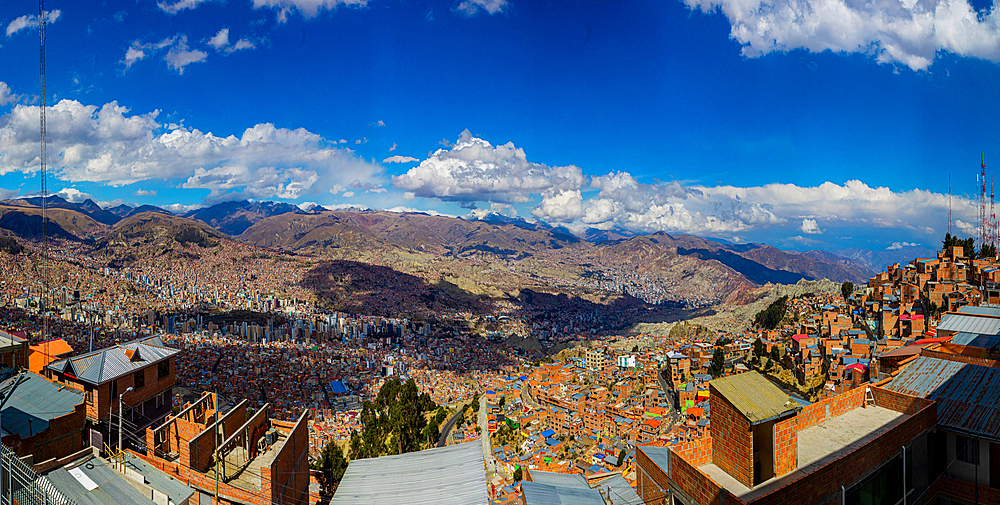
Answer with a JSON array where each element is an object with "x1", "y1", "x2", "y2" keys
[{"x1": 0, "y1": 443, "x2": 77, "y2": 505}]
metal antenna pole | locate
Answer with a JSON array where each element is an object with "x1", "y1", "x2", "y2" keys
[{"x1": 39, "y1": 0, "x2": 49, "y2": 344}]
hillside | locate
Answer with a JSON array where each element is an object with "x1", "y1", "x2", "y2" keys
[
  {"x1": 0, "y1": 204, "x2": 103, "y2": 239},
  {"x1": 184, "y1": 200, "x2": 302, "y2": 236},
  {"x1": 101, "y1": 212, "x2": 224, "y2": 250}
]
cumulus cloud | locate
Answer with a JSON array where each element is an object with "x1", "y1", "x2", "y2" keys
[
  {"x1": 382, "y1": 155, "x2": 418, "y2": 164},
  {"x1": 0, "y1": 99, "x2": 383, "y2": 202},
  {"x1": 251, "y1": 0, "x2": 368, "y2": 22},
  {"x1": 0, "y1": 82, "x2": 17, "y2": 106},
  {"x1": 455, "y1": 0, "x2": 508, "y2": 16},
  {"x1": 955, "y1": 219, "x2": 976, "y2": 234},
  {"x1": 887, "y1": 241, "x2": 919, "y2": 250},
  {"x1": 389, "y1": 143, "x2": 397, "y2": 152},
  {"x1": 393, "y1": 130, "x2": 585, "y2": 203},
  {"x1": 135, "y1": 188, "x2": 157, "y2": 196},
  {"x1": 52, "y1": 187, "x2": 94, "y2": 203},
  {"x1": 800, "y1": 218, "x2": 822, "y2": 234},
  {"x1": 682, "y1": 0, "x2": 1000, "y2": 70},
  {"x1": 6, "y1": 10, "x2": 60, "y2": 37},
  {"x1": 161, "y1": 203, "x2": 204, "y2": 214}
]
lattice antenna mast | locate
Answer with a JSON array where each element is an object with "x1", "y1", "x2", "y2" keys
[
  {"x1": 980, "y1": 154, "x2": 987, "y2": 252},
  {"x1": 992, "y1": 175, "x2": 997, "y2": 248},
  {"x1": 949, "y1": 174, "x2": 952, "y2": 236},
  {"x1": 39, "y1": 0, "x2": 49, "y2": 341}
]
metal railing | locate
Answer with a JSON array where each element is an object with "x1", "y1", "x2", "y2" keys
[{"x1": 0, "y1": 444, "x2": 76, "y2": 505}]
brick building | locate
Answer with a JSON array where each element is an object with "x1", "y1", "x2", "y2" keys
[
  {"x1": 0, "y1": 371, "x2": 86, "y2": 465},
  {"x1": 140, "y1": 391, "x2": 311, "y2": 505},
  {"x1": 635, "y1": 370, "x2": 937, "y2": 505},
  {"x1": 45, "y1": 335, "x2": 180, "y2": 452}
]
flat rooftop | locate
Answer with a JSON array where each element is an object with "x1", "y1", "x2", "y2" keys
[{"x1": 700, "y1": 405, "x2": 908, "y2": 501}]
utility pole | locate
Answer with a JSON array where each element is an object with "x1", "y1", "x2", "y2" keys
[
  {"x1": 212, "y1": 354, "x2": 222, "y2": 505},
  {"x1": 118, "y1": 386, "x2": 133, "y2": 454}
]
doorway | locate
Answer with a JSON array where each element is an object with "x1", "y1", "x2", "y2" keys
[{"x1": 753, "y1": 420, "x2": 775, "y2": 486}]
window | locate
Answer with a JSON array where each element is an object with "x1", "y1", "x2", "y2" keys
[
  {"x1": 158, "y1": 360, "x2": 170, "y2": 379},
  {"x1": 156, "y1": 391, "x2": 164, "y2": 409},
  {"x1": 85, "y1": 387, "x2": 93, "y2": 405},
  {"x1": 957, "y1": 435, "x2": 979, "y2": 464},
  {"x1": 134, "y1": 370, "x2": 145, "y2": 389}
]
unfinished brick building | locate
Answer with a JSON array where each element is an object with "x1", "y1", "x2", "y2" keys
[
  {"x1": 636, "y1": 371, "x2": 937, "y2": 505},
  {"x1": 137, "y1": 392, "x2": 309, "y2": 505}
]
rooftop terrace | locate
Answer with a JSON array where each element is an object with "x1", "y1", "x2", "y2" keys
[{"x1": 700, "y1": 405, "x2": 908, "y2": 501}]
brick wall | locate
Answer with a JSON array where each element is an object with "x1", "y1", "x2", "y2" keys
[
  {"x1": 189, "y1": 421, "x2": 218, "y2": 473},
  {"x1": 635, "y1": 447, "x2": 671, "y2": 505},
  {"x1": 669, "y1": 447, "x2": 744, "y2": 505},
  {"x1": 670, "y1": 437, "x2": 713, "y2": 467},
  {"x1": 774, "y1": 417, "x2": 796, "y2": 476},
  {"x1": 710, "y1": 385, "x2": 753, "y2": 488},
  {"x1": 268, "y1": 412, "x2": 310, "y2": 505},
  {"x1": 747, "y1": 399, "x2": 937, "y2": 505},
  {"x1": 871, "y1": 386, "x2": 934, "y2": 415}
]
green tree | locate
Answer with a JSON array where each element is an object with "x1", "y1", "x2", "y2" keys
[
  {"x1": 513, "y1": 467, "x2": 523, "y2": 482},
  {"x1": 710, "y1": 348, "x2": 725, "y2": 377},
  {"x1": 982, "y1": 243, "x2": 998, "y2": 258},
  {"x1": 499, "y1": 396, "x2": 505, "y2": 409},
  {"x1": 753, "y1": 337, "x2": 765, "y2": 359},
  {"x1": 631, "y1": 345, "x2": 639, "y2": 353},
  {"x1": 435, "y1": 406, "x2": 447, "y2": 425},
  {"x1": 770, "y1": 347, "x2": 780, "y2": 363},
  {"x1": 753, "y1": 296, "x2": 788, "y2": 330},
  {"x1": 617, "y1": 448, "x2": 627, "y2": 467},
  {"x1": 313, "y1": 441, "x2": 348, "y2": 491},
  {"x1": 841, "y1": 281, "x2": 854, "y2": 301}
]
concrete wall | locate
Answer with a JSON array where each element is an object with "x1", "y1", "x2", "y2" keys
[
  {"x1": 945, "y1": 432, "x2": 991, "y2": 487},
  {"x1": 709, "y1": 385, "x2": 753, "y2": 489}
]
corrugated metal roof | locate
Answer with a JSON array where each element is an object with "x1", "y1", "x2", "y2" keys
[
  {"x1": 46, "y1": 457, "x2": 155, "y2": 505},
  {"x1": 528, "y1": 471, "x2": 589, "y2": 489},
  {"x1": 521, "y1": 481, "x2": 605, "y2": 505},
  {"x1": 0, "y1": 371, "x2": 84, "y2": 439},
  {"x1": 121, "y1": 453, "x2": 195, "y2": 505},
  {"x1": 637, "y1": 445, "x2": 671, "y2": 474},
  {"x1": 591, "y1": 473, "x2": 643, "y2": 505},
  {"x1": 330, "y1": 440, "x2": 488, "y2": 505},
  {"x1": 709, "y1": 371, "x2": 800, "y2": 425},
  {"x1": 936, "y1": 313, "x2": 1000, "y2": 335},
  {"x1": 958, "y1": 306, "x2": 1000, "y2": 317},
  {"x1": 951, "y1": 332, "x2": 1000, "y2": 349},
  {"x1": 47, "y1": 335, "x2": 179, "y2": 386},
  {"x1": 885, "y1": 356, "x2": 1000, "y2": 440}
]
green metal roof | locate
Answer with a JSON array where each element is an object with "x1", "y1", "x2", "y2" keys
[{"x1": 709, "y1": 371, "x2": 800, "y2": 425}]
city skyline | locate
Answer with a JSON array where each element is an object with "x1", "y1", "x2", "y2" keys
[{"x1": 0, "y1": 0, "x2": 998, "y2": 252}]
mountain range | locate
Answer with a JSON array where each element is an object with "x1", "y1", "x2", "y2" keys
[{"x1": 0, "y1": 196, "x2": 890, "y2": 305}]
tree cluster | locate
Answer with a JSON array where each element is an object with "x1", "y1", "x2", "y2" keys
[
  {"x1": 840, "y1": 281, "x2": 853, "y2": 301},
  {"x1": 349, "y1": 377, "x2": 439, "y2": 460},
  {"x1": 753, "y1": 296, "x2": 788, "y2": 330},
  {"x1": 311, "y1": 441, "x2": 349, "y2": 494}
]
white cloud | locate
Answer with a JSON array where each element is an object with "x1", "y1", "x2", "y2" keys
[
  {"x1": 800, "y1": 218, "x2": 822, "y2": 234},
  {"x1": 393, "y1": 129, "x2": 584, "y2": 203},
  {"x1": 376, "y1": 120, "x2": 385, "y2": 127},
  {"x1": 298, "y1": 201, "x2": 319, "y2": 211},
  {"x1": 341, "y1": 191, "x2": 355, "y2": 198},
  {"x1": 0, "y1": 99, "x2": 383, "y2": 202},
  {"x1": 955, "y1": 219, "x2": 976, "y2": 234},
  {"x1": 123, "y1": 36, "x2": 206, "y2": 73},
  {"x1": 0, "y1": 189, "x2": 18, "y2": 200},
  {"x1": 887, "y1": 241, "x2": 919, "y2": 250},
  {"x1": 164, "y1": 36, "x2": 208, "y2": 74},
  {"x1": 53, "y1": 187, "x2": 93, "y2": 203},
  {"x1": 386, "y1": 206, "x2": 454, "y2": 217},
  {"x1": 6, "y1": 10, "x2": 61, "y2": 37},
  {"x1": 383, "y1": 155, "x2": 418, "y2": 164},
  {"x1": 0, "y1": 82, "x2": 17, "y2": 106},
  {"x1": 208, "y1": 28, "x2": 230, "y2": 51},
  {"x1": 161, "y1": 203, "x2": 204, "y2": 214},
  {"x1": 251, "y1": 0, "x2": 368, "y2": 22},
  {"x1": 532, "y1": 189, "x2": 584, "y2": 222},
  {"x1": 682, "y1": 0, "x2": 1000, "y2": 70},
  {"x1": 207, "y1": 28, "x2": 258, "y2": 54},
  {"x1": 135, "y1": 188, "x2": 157, "y2": 196},
  {"x1": 455, "y1": 0, "x2": 508, "y2": 16},
  {"x1": 157, "y1": 0, "x2": 213, "y2": 15},
  {"x1": 389, "y1": 142, "x2": 397, "y2": 152}
]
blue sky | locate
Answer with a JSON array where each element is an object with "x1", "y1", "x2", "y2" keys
[{"x1": 0, "y1": 0, "x2": 999, "y2": 254}]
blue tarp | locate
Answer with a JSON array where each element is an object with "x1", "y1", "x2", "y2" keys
[{"x1": 329, "y1": 381, "x2": 349, "y2": 394}]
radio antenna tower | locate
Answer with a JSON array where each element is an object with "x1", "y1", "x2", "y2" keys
[
  {"x1": 980, "y1": 153, "x2": 987, "y2": 251},
  {"x1": 991, "y1": 176, "x2": 997, "y2": 248},
  {"x1": 39, "y1": 0, "x2": 50, "y2": 341},
  {"x1": 948, "y1": 174, "x2": 952, "y2": 236}
]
